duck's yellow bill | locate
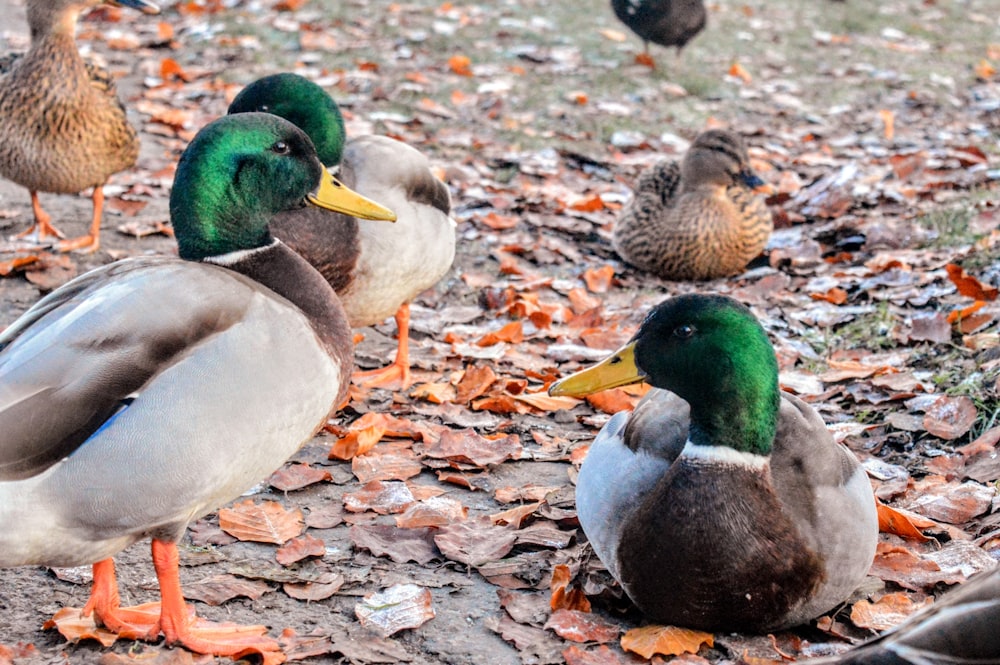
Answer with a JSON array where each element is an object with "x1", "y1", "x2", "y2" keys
[
  {"x1": 548, "y1": 342, "x2": 645, "y2": 397},
  {"x1": 308, "y1": 167, "x2": 397, "y2": 222}
]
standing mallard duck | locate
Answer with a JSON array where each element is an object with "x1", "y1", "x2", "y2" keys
[
  {"x1": 611, "y1": 0, "x2": 706, "y2": 67},
  {"x1": 811, "y1": 566, "x2": 999, "y2": 664},
  {"x1": 0, "y1": 0, "x2": 159, "y2": 252},
  {"x1": 0, "y1": 113, "x2": 394, "y2": 661},
  {"x1": 549, "y1": 294, "x2": 878, "y2": 632},
  {"x1": 612, "y1": 129, "x2": 772, "y2": 281},
  {"x1": 228, "y1": 73, "x2": 456, "y2": 389}
]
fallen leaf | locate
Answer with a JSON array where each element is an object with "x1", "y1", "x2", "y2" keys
[
  {"x1": 550, "y1": 564, "x2": 591, "y2": 612},
  {"x1": 544, "y1": 609, "x2": 620, "y2": 643},
  {"x1": 355, "y1": 584, "x2": 435, "y2": 637},
  {"x1": 621, "y1": 624, "x2": 714, "y2": 658},
  {"x1": 269, "y1": 463, "x2": 331, "y2": 492},
  {"x1": 448, "y1": 54, "x2": 473, "y2": 76},
  {"x1": 434, "y1": 518, "x2": 518, "y2": 566},
  {"x1": 343, "y1": 480, "x2": 416, "y2": 515},
  {"x1": 183, "y1": 573, "x2": 273, "y2": 606},
  {"x1": 275, "y1": 533, "x2": 326, "y2": 566},
  {"x1": 582, "y1": 265, "x2": 614, "y2": 293},
  {"x1": 850, "y1": 592, "x2": 933, "y2": 631},
  {"x1": 349, "y1": 524, "x2": 440, "y2": 564},
  {"x1": 945, "y1": 264, "x2": 998, "y2": 301},
  {"x1": 876, "y1": 501, "x2": 933, "y2": 541},
  {"x1": 219, "y1": 500, "x2": 304, "y2": 544},
  {"x1": 922, "y1": 395, "x2": 978, "y2": 440}
]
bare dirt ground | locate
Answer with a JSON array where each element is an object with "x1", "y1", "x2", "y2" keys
[{"x1": 0, "y1": 0, "x2": 999, "y2": 664}]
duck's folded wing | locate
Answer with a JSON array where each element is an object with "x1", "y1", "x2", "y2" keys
[{"x1": 0, "y1": 258, "x2": 252, "y2": 480}]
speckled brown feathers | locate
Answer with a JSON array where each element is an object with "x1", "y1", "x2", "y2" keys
[
  {"x1": 612, "y1": 129, "x2": 773, "y2": 281},
  {"x1": 611, "y1": 0, "x2": 706, "y2": 53}
]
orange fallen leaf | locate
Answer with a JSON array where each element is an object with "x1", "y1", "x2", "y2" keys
[
  {"x1": 44, "y1": 603, "x2": 163, "y2": 644},
  {"x1": 479, "y1": 212, "x2": 519, "y2": 230},
  {"x1": 219, "y1": 499, "x2": 304, "y2": 544},
  {"x1": 545, "y1": 609, "x2": 619, "y2": 643},
  {"x1": 477, "y1": 320, "x2": 524, "y2": 346},
  {"x1": 974, "y1": 59, "x2": 997, "y2": 80},
  {"x1": 810, "y1": 287, "x2": 848, "y2": 305},
  {"x1": 275, "y1": 533, "x2": 326, "y2": 566},
  {"x1": 850, "y1": 592, "x2": 934, "y2": 631},
  {"x1": 512, "y1": 391, "x2": 579, "y2": 412},
  {"x1": 329, "y1": 424, "x2": 385, "y2": 460},
  {"x1": 569, "y1": 194, "x2": 604, "y2": 212},
  {"x1": 159, "y1": 57, "x2": 190, "y2": 81},
  {"x1": 455, "y1": 364, "x2": 498, "y2": 403},
  {"x1": 728, "y1": 62, "x2": 752, "y2": 83},
  {"x1": 269, "y1": 463, "x2": 331, "y2": 492},
  {"x1": 635, "y1": 52, "x2": 655, "y2": 68},
  {"x1": 876, "y1": 501, "x2": 933, "y2": 542},
  {"x1": 586, "y1": 388, "x2": 638, "y2": 415},
  {"x1": 410, "y1": 381, "x2": 454, "y2": 404},
  {"x1": 946, "y1": 264, "x2": 998, "y2": 301},
  {"x1": 582, "y1": 265, "x2": 615, "y2": 294},
  {"x1": 550, "y1": 564, "x2": 591, "y2": 612},
  {"x1": 448, "y1": 54, "x2": 473, "y2": 76},
  {"x1": 621, "y1": 624, "x2": 714, "y2": 659},
  {"x1": 274, "y1": 0, "x2": 306, "y2": 10},
  {"x1": 879, "y1": 109, "x2": 895, "y2": 141}
]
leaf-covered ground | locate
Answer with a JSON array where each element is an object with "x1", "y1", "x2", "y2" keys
[{"x1": 0, "y1": 0, "x2": 998, "y2": 663}]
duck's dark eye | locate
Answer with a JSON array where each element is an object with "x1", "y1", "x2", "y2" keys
[
  {"x1": 272, "y1": 141, "x2": 289, "y2": 154},
  {"x1": 674, "y1": 324, "x2": 695, "y2": 339}
]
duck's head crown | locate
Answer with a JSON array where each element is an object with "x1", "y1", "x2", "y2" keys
[
  {"x1": 632, "y1": 294, "x2": 780, "y2": 455},
  {"x1": 170, "y1": 112, "x2": 324, "y2": 261},
  {"x1": 228, "y1": 73, "x2": 347, "y2": 167},
  {"x1": 680, "y1": 129, "x2": 760, "y2": 190}
]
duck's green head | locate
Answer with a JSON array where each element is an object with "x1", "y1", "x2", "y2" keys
[
  {"x1": 171, "y1": 112, "x2": 381, "y2": 261},
  {"x1": 227, "y1": 74, "x2": 397, "y2": 223},
  {"x1": 228, "y1": 73, "x2": 347, "y2": 167},
  {"x1": 550, "y1": 294, "x2": 780, "y2": 455}
]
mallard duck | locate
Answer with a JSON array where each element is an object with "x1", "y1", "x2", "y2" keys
[
  {"x1": 549, "y1": 294, "x2": 878, "y2": 632},
  {"x1": 0, "y1": 0, "x2": 160, "y2": 252},
  {"x1": 227, "y1": 73, "x2": 456, "y2": 389},
  {"x1": 610, "y1": 0, "x2": 706, "y2": 66},
  {"x1": 612, "y1": 129, "x2": 773, "y2": 281},
  {"x1": 0, "y1": 112, "x2": 394, "y2": 661},
  {"x1": 812, "y1": 566, "x2": 1000, "y2": 664}
]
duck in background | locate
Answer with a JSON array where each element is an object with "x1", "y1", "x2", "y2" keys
[
  {"x1": 610, "y1": 0, "x2": 705, "y2": 67},
  {"x1": 0, "y1": 113, "x2": 394, "y2": 661},
  {"x1": 228, "y1": 73, "x2": 456, "y2": 389},
  {"x1": 612, "y1": 129, "x2": 773, "y2": 281},
  {"x1": 0, "y1": 0, "x2": 159, "y2": 252},
  {"x1": 550, "y1": 294, "x2": 879, "y2": 632}
]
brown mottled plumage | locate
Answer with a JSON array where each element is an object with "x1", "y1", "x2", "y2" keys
[
  {"x1": 0, "y1": 0, "x2": 159, "y2": 252},
  {"x1": 612, "y1": 129, "x2": 773, "y2": 281}
]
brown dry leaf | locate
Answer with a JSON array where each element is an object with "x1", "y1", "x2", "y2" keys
[
  {"x1": 355, "y1": 584, "x2": 435, "y2": 637},
  {"x1": 849, "y1": 592, "x2": 933, "y2": 631},
  {"x1": 423, "y1": 428, "x2": 523, "y2": 467},
  {"x1": 906, "y1": 476, "x2": 994, "y2": 524},
  {"x1": 621, "y1": 624, "x2": 714, "y2": 659},
  {"x1": 876, "y1": 501, "x2": 933, "y2": 542},
  {"x1": 395, "y1": 496, "x2": 468, "y2": 528},
  {"x1": 477, "y1": 321, "x2": 524, "y2": 346},
  {"x1": 330, "y1": 424, "x2": 386, "y2": 460},
  {"x1": 183, "y1": 573, "x2": 273, "y2": 606},
  {"x1": 563, "y1": 645, "x2": 634, "y2": 665},
  {"x1": 550, "y1": 564, "x2": 591, "y2": 612},
  {"x1": 448, "y1": 54, "x2": 473, "y2": 76},
  {"x1": 411, "y1": 382, "x2": 454, "y2": 404},
  {"x1": 159, "y1": 57, "x2": 190, "y2": 81},
  {"x1": 304, "y1": 503, "x2": 343, "y2": 530},
  {"x1": 479, "y1": 212, "x2": 519, "y2": 230},
  {"x1": 283, "y1": 573, "x2": 344, "y2": 602},
  {"x1": 879, "y1": 109, "x2": 895, "y2": 141},
  {"x1": 869, "y1": 543, "x2": 963, "y2": 590},
  {"x1": 343, "y1": 480, "x2": 416, "y2": 515},
  {"x1": 490, "y1": 501, "x2": 542, "y2": 528},
  {"x1": 455, "y1": 364, "x2": 498, "y2": 403},
  {"x1": 974, "y1": 59, "x2": 997, "y2": 80},
  {"x1": 512, "y1": 391, "x2": 579, "y2": 412},
  {"x1": 945, "y1": 264, "x2": 998, "y2": 301},
  {"x1": 434, "y1": 518, "x2": 518, "y2": 566},
  {"x1": 352, "y1": 441, "x2": 424, "y2": 483},
  {"x1": 544, "y1": 609, "x2": 620, "y2": 644},
  {"x1": 957, "y1": 425, "x2": 1000, "y2": 457},
  {"x1": 567, "y1": 287, "x2": 601, "y2": 314},
  {"x1": 269, "y1": 463, "x2": 331, "y2": 492},
  {"x1": 218, "y1": 500, "x2": 304, "y2": 544},
  {"x1": 350, "y1": 524, "x2": 439, "y2": 564},
  {"x1": 810, "y1": 287, "x2": 848, "y2": 305},
  {"x1": 585, "y1": 389, "x2": 639, "y2": 415},
  {"x1": 569, "y1": 194, "x2": 604, "y2": 212},
  {"x1": 948, "y1": 300, "x2": 986, "y2": 324},
  {"x1": 275, "y1": 533, "x2": 326, "y2": 566},
  {"x1": 43, "y1": 607, "x2": 120, "y2": 646},
  {"x1": 582, "y1": 265, "x2": 615, "y2": 293},
  {"x1": 0, "y1": 254, "x2": 40, "y2": 277},
  {"x1": 922, "y1": 395, "x2": 978, "y2": 440}
]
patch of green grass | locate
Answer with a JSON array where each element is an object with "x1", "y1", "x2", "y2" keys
[{"x1": 829, "y1": 302, "x2": 900, "y2": 351}]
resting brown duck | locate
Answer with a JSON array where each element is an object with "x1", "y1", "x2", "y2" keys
[
  {"x1": 228, "y1": 73, "x2": 456, "y2": 389},
  {"x1": 611, "y1": 0, "x2": 706, "y2": 66},
  {"x1": 0, "y1": 0, "x2": 159, "y2": 252},
  {"x1": 612, "y1": 129, "x2": 773, "y2": 281}
]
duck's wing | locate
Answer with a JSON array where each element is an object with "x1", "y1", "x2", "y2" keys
[
  {"x1": 812, "y1": 567, "x2": 1000, "y2": 664},
  {"x1": 576, "y1": 389, "x2": 687, "y2": 578},
  {"x1": 0, "y1": 257, "x2": 256, "y2": 480},
  {"x1": 769, "y1": 392, "x2": 879, "y2": 625}
]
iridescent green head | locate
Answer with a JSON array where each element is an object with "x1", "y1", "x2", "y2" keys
[
  {"x1": 550, "y1": 294, "x2": 780, "y2": 455},
  {"x1": 228, "y1": 73, "x2": 347, "y2": 167},
  {"x1": 169, "y1": 113, "x2": 325, "y2": 261}
]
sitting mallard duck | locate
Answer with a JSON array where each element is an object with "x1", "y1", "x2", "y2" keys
[
  {"x1": 814, "y1": 566, "x2": 1000, "y2": 664},
  {"x1": 612, "y1": 129, "x2": 772, "y2": 281},
  {"x1": 549, "y1": 294, "x2": 878, "y2": 632},
  {"x1": 0, "y1": 0, "x2": 160, "y2": 252},
  {"x1": 610, "y1": 0, "x2": 706, "y2": 67},
  {"x1": 0, "y1": 113, "x2": 394, "y2": 660},
  {"x1": 227, "y1": 73, "x2": 456, "y2": 389}
]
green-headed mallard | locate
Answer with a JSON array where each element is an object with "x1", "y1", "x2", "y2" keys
[
  {"x1": 0, "y1": 0, "x2": 160, "y2": 252},
  {"x1": 549, "y1": 294, "x2": 878, "y2": 632},
  {"x1": 813, "y1": 566, "x2": 1000, "y2": 664},
  {"x1": 0, "y1": 112, "x2": 393, "y2": 661},
  {"x1": 227, "y1": 73, "x2": 456, "y2": 389},
  {"x1": 611, "y1": 0, "x2": 706, "y2": 66},
  {"x1": 612, "y1": 129, "x2": 772, "y2": 281}
]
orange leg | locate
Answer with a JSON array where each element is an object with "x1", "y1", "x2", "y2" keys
[
  {"x1": 152, "y1": 540, "x2": 285, "y2": 664},
  {"x1": 14, "y1": 191, "x2": 66, "y2": 242},
  {"x1": 57, "y1": 186, "x2": 103, "y2": 253},
  {"x1": 81, "y1": 558, "x2": 161, "y2": 640},
  {"x1": 352, "y1": 303, "x2": 413, "y2": 389}
]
